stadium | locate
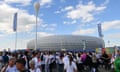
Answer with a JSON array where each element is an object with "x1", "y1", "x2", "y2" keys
[{"x1": 27, "y1": 35, "x2": 105, "y2": 51}]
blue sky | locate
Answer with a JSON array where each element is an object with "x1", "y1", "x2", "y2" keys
[{"x1": 0, "y1": 0, "x2": 120, "y2": 50}]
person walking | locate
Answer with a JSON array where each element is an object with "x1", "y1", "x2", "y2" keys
[
  {"x1": 29, "y1": 60, "x2": 41, "y2": 72},
  {"x1": 114, "y1": 51, "x2": 120, "y2": 72},
  {"x1": 64, "y1": 55, "x2": 77, "y2": 72},
  {"x1": 16, "y1": 58, "x2": 30, "y2": 72},
  {"x1": 1, "y1": 57, "x2": 18, "y2": 72}
]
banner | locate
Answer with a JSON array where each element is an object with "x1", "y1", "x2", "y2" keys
[
  {"x1": 97, "y1": 24, "x2": 103, "y2": 37},
  {"x1": 13, "y1": 12, "x2": 18, "y2": 32},
  {"x1": 96, "y1": 48, "x2": 102, "y2": 53}
]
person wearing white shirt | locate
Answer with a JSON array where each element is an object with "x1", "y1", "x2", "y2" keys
[
  {"x1": 6, "y1": 65, "x2": 18, "y2": 72},
  {"x1": 1, "y1": 57, "x2": 19, "y2": 72},
  {"x1": 22, "y1": 55, "x2": 28, "y2": 69},
  {"x1": 40, "y1": 54, "x2": 45, "y2": 72},
  {"x1": 49, "y1": 54, "x2": 54, "y2": 72},
  {"x1": 29, "y1": 60, "x2": 41, "y2": 72},
  {"x1": 63, "y1": 53, "x2": 69, "y2": 67},
  {"x1": 76, "y1": 53, "x2": 83, "y2": 72},
  {"x1": 44, "y1": 52, "x2": 50, "y2": 72},
  {"x1": 49, "y1": 53, "x2": 56, "y2": 72},
  {"x1": 64, "y1": 55, "x2": 77, "y2": 72},
  {"x1": 32, "y1": 52, "x2": 39, "y2": 68},
  {"x1": 57, "y1": 54, "x2": 64, "y2": 72}
]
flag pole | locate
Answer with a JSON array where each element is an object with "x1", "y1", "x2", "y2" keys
[
  {"x1": 82, "y1": 40, "x2": 86, "y2": 51},
  {"x1": 35, "y1": 12, "x2": 38, "y2": 51},
  {"x1": 13, "y1": 12, "x2": 18, "y2": 51},
  {"x1": 97, "y1": 23, "x2": 105, "y2": 47},
  {"x1": 15, "y1": 29, "x2": 17, "y2": 51}
]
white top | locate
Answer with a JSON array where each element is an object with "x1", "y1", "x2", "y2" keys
[
  {"x1": 64, "y1": 61, "x2": 77, "y2": 72},
  {"x1": 48, "y1": 55, "x2": 54, "y2": 64},
  {"x1": 45, "y1": 55, "x2": 49, "y2": 64},
  {"x1": 63, "y1": 55, "x2": 69, "y2": 66},
  {"x1": 40, "y1": 55, "x2": 45, "y2": 65},
  {"x1": 22, "y1": 55, "x2": 28, "y2": 69},
  {"x1": 96, "y1": 54, "x2": 101, "y2": 59},
  {"x1": 56, "y1": 56, "x2": 63, "y2": 64},
  {"x1": 8, "y1": 55, "x2": 13, "y2": 60},
  {"x1": 77, "y1": 57, "x2": 82, "y2": 63},
  {"x1": 32, "y1": 57, "x2": 38, "y2": 68},
  {"x1": 29, "y1": 68, "x2": 41, "y2": 72},
  {"x1": 6, "y1": 65, "x2": 19, "y2": 72},
  {"x1": 73, "y1": 58, "x2": 77, "y2": 63}
]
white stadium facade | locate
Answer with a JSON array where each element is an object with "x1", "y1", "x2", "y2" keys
[{"x1": 27, "y1": 35, "x2": 105, "y2": 51}]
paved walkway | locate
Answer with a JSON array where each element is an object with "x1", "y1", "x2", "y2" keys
[
  {"x1": 98, "y1": 67, "x2": 114, "y2": 72},
  {"x1": 83, "y1": 67, "x2": 114, "y2": 72}
]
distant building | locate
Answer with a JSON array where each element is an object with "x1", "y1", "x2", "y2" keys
[{"x1": 27, "y1": 35, "x2": 105, "y2": 51}]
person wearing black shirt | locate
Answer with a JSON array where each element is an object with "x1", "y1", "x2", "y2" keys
[{"x1": 101, "y1": 51, "x2": 110, "y2": 71}]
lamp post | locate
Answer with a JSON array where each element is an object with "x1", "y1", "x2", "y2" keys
[
  {"x1": 108, "y1": 40, "x2": 110, "y2": 47},
  {"x1": 34, "y1": 2, "x2": 40, "y2": 50},
  {"x1": 82, "y1": 40, "x2": 86, "y2": 51}
]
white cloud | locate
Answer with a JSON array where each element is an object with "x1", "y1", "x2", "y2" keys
[
  {"x1": 54, "y1": 11, "x2": 61, "y2": 14},
  {"x1": 106, "y1": 33, "x2": 120, "y2": 39},
  {"x1": 54, "y1": 6, "x2": 73, "y2": 14},
  {"x1": 38, "y1": 32, "x2": 53, "y2": 37},
  {"x1": 40, "y1": 0, "x2": 52, "y2": 6},
  {"x1": 72, "y1": 20, "x2": 120, "y2": 36},
  {"x1": 101, "y1": 0, "x2": 109, "y2": 6},
  {"x1": 4, "y1": 0, "x2": 32, "y2": 6},
  {"x1": 104, "y1": 33, "x2": 120, "y2": 47},
  {"x1": 105, "y1": 41, "x2": 120, "y2": 47},
  {"x1": 63, "y1": 20, "x2": 77, "y2": 25},
  {"x1": 0, "y1": 34, "x2": 6, "y2": 38},
  {"x1": 66, "y1": 1, "x2": 106, "y2": 23},
  {"x1": 102, "y1": 20, "x2": 120, "y2": 31},
  {"x1": 0, "y1": 4, "x2": 17, "y2": 34},
  {"x1": 64, "y1": 6, "x2": 73, "y2": 11},
  {"x1": 72, "y1": 28, "x2": 96, "y2": 35},
  {"x1": 71, "y1": 20, "x2": 77, "y2": 24},
  {"x1": 40, "y1": 24, "x2": 57, "y2": 31},
  {"x1": 63, "y1": 21, "x2": 69, "y2": 24},
  {"x1": 0, "y1": 38, "x2": 31, "y2": 51},
  {"x1": 55, "y1": 1, "x2": 107, "y2": 22},
  {"x1": 0, "y1": 3, "x2": 42, "y2": 34}
]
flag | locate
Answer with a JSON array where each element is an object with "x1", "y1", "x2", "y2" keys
[
  {"x1": 97, "y1": 24, "x2": 103, "y2": 37},
  {"x1": 13, "y1": 12, "x2": 18, "y2": 32}
]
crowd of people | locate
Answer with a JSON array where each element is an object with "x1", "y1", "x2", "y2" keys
[{"x1": 0, "y1": 49, "x2": 120, "y2": 72}]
